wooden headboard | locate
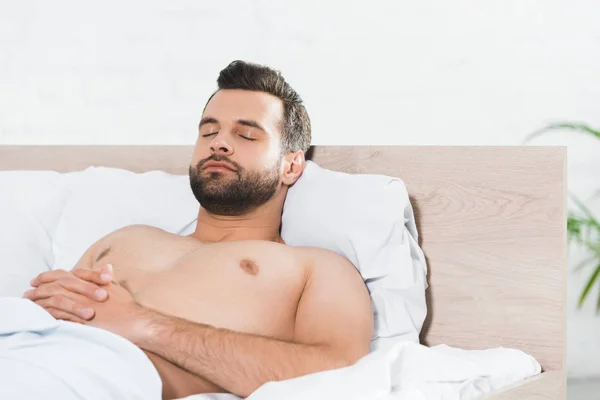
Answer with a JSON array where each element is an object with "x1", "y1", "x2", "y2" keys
[{"x1": 0, "y1": 145, "x2": 566, "y2": 372}]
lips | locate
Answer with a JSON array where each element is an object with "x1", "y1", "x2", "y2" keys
[{"x1": 202, "y1": 161, "x2": 236, "y2": 172}]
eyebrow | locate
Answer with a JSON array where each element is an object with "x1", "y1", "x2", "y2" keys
[
  {"x1": 236, "y1": 119, "x2": 266, "y2": 133},
  {"x1": 198, "y1": 117, "x2": 266, "y2": 133},
  {"x1": 199, "y1": 117, "x2": 218, "y2": 129}
]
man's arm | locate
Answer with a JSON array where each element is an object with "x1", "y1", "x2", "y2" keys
[{"x1": 134, "y1": 248, "x2": 374, "y2": 398}]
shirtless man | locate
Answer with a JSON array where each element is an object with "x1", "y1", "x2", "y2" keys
[{"x1": 24, "y1": 60, "x2": 373, "y2": 399}]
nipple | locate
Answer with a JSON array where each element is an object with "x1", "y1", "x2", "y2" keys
[{"x1": 239, "y1": 259, "x2": 259, "y2": 276}]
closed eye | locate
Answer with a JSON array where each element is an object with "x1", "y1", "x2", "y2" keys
[
  {"x1": 202, "y1": 132, "x2": 217, "y2": 138},
  {"x1": 239, "y1": 135, "x2": 256, "y2": 141}
]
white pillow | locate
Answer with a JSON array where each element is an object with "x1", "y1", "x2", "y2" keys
[
  {"x1": 282, "y1": 161, "x2": 428, "y2": 349},
  {"x1": 52, "y1": 162, "x2": 428, "y2": 347},
  {"x1": 0, "y1": 171, "x2": 75, "y2": 297},
  {"x1": 52, "y1": 167, "x2": 199, "y2": 271}
]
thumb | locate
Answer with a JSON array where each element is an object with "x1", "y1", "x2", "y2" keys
[
  {"x1": 102, "y1": 263, "x2": 114, "y2": 275},
  {"x1": 93, "y1": 263, "x2": 114, "y2": 276}
]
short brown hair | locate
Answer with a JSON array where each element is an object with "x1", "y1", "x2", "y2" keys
[{"x1": 206, "y1": 60, "x2": 311, "y2": 154}]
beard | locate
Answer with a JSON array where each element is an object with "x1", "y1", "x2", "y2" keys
[{"x1": 188, "y1": 155, "x2": 281, "y2": 216}]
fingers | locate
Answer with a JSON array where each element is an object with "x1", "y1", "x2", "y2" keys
[
  {"x1": 34, "y1": 297, "x2": 95, "y2": 321},
  {"x1": 31, "y1": 265, "x2": 113, "y2": 289},
  {"x1": 30, "y1": 269, "x2": 69, "y2": 287},
  {"x1": 73, "y1": 267, "x2": 113, "y2": 286},
  {"x1": 99, "y1": 263, "x2": 114, "y2": 276},
  {"x1": 39, "y1": 304, "x2": 91, "y2": 324},
  {"x1": 27, "y1": 278, "x2": 108, "y2": 302}
]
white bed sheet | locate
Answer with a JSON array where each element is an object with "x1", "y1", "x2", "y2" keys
[
  {"x1": 0, "y1": 298, "x2": 161, "y2": 400},
  {"x1": 177, "y1": 341, "x2": 541, "y2": 400}
]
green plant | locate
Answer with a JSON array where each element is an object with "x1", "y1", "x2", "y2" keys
[{"x1": 525, "y1": 123, "x2": 600, "y2": 311}]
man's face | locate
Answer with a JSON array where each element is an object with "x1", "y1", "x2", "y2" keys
[{"x1": 189, "y1": 89, "x2": 285, "y2": 216}]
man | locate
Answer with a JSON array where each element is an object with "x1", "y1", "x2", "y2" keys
[{"x1": 24, "y1": 60, "x2": 373, "y2": 399}]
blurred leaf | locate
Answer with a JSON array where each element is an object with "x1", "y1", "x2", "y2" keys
[
  {"x1": 568, "y1": 214, "x2": 600, "y2": 250},
  {"x1": 570, "y1": 201, "x2": 600, "y2": 307},
  {"x1": 567, "y1": 214, "x2": 584, "y2": 245},
  {"x1": 573, "y1": 255, "x2": 597, "y2": 273},
  {"x1": 570, "y1": 192, "x2": 600, "y2": 226},
  {"x1": 579, "y1": 263, "x2": 600, "y2": 309},
  {"x1": 524, "y1": 122, "x2": 600, "y2": 143}
]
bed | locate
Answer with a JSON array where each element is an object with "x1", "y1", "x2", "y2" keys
[{"x1": 0, "y1": 145, "x2": 566, "y2": 399}]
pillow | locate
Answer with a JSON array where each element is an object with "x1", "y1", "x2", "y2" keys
[
  {"x1": 282, "y1": 161, "x2": 428, "y2": 350},
  {"x1": 52, "y1": 167, "x2": 199, "y2": 271},
  {"x1": 0, "y1": 171, "x2": 76, "y2": 297},
  {"x1": 52, "y1": 162, "x2": 428, "y2": 347}
]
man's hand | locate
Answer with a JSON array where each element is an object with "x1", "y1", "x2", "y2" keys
[
  {"x1": 25, "y1": 265, "x2": 114, "y2": 322},
  {"x1": 25, "y1": 264, "x2": 149, "y2": 342}
]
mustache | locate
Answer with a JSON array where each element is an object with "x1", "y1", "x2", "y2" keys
[{"x1": 197, "y1": 155, "x2": 241, "y2": 171}]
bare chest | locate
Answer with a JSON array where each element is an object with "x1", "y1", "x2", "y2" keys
[{"x1": 92, "y1": 233, "x2": 308, "y2": 340}]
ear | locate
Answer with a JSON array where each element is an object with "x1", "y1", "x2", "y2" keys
[{"x1": 281, "y1": 151, "x2": 306, "y2": 186}]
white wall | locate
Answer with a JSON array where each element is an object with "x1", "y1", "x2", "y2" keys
[{"x1": 1, "y1": 0, "x2": 599, "y2": 378}]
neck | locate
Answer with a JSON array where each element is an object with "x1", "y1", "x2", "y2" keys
[{"x1": 188, "y1": 191, "x2": 286, "y2": 243}]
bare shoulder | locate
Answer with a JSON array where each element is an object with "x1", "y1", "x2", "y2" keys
[
  {"x1": 90, "y1": 224, "x2": 176, "y2": 255},
  {"x1": 73, "y1": 224, "x2": 173, "y2": 270},
  {"x1": 292, "y1": 246, "x2": 362, "y2": 281},
  {"x1": 98, "y1": 224, "x2": 168, "y2": 244},
  {"x1": 292, "y1": 245, "x2": 373, "y2": 359},
  {"x1": 106, "y1": 223, "x2": 168, "y2": 239},
  {"x1": 294, "y1": 246, "x2": 353, "y2": 266}
]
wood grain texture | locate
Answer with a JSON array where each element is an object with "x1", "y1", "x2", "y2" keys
[
  {"x1": 0, "y1": 145, "x2": 567, "y2": 375},
  {"x1": 481, "y1": 371, "x2": 566, "y2": 399},
  {"x1": 0, "y1": 145, "x2": 193, "y2": 174}
]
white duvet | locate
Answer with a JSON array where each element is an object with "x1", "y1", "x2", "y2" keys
[
  {"x1": 0, "y1": 298, "x2": 540, "y2": 400},
  {"x1": 178, "y1": 343, "x2": 541, "y2": 400},
  {"x1": 0, "y1": 297, "x2": 162, "y2": 400}
]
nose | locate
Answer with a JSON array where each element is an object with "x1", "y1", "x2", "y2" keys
[{"x1": 209, "y1": 133, "x2": 233, "y2": 156}]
